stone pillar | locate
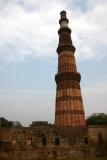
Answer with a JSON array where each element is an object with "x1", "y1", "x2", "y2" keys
[{"x1": 55, "y1": 11, "x2": 86, "y2": 127}]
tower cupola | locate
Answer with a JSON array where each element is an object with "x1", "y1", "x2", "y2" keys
[{"x1": 59, "y1": 11, "x2": 69, "y2": 28}]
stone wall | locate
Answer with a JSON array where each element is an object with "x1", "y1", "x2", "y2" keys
[
  {"x1": 88, "y1": 125, "x2": 107, "y2": 157},
  {"x1": 0, "y1": 126, "x2": 107, "y2": 159}
]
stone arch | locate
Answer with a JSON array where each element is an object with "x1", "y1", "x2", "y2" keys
[
  {"x1": 42, "y1": 134, "x2": 47, "y2": 145},
  {"x1": 54, "y1": 133, "x2": 60, "y2": 145},
  {"x1": 55, "y1": 137, "x2": 60, "y2": 145},
  {"x1": 98, "y1": 132, "x2": 103, "y2": 145},
  {"x1": 84, "y1": 137, "x2": 88, "y2": 145}
]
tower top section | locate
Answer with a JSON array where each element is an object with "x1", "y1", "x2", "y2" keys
[
  {"x1": 57, "y1": 11, "x2": 75, "y2": 54},
  {"x1": 59, "y1": 10, "x2": 69, "y2": 28}
]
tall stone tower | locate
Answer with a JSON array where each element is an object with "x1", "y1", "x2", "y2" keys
[{"x1": 55, "y1": 11, "x2": 86, "y2": 127}]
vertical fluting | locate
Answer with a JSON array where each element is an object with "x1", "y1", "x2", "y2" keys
[{"x1": 55, "y1": 11, "x2": 86, "y2": 127}]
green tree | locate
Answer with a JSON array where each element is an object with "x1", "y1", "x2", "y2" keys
[
  {"x1": 86, "y1": 113, "x2": 107, "y2": 125},
  {"x1": 0, "y1": 118, "x2": 23, "y2": 128},
  {"x1": 0, "y1": 117, "x2": 10, "y2": 127}
]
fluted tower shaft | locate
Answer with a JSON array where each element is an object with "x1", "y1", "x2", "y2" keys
[{"x1": 55, "y1": 11, "x2": 86, "y2": 127}]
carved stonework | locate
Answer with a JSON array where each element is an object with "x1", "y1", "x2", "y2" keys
[{"x1": 55, "y1": 11, "x2": 86, "y2": 127}]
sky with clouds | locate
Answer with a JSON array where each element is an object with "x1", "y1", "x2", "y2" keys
[{"x1": 0, "y1": 0, "x2": 107, "y2": 126}]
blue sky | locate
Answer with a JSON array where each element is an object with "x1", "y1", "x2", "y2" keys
[{"x1": 0, "y1": 0, "x2": 107, "y2": 126}]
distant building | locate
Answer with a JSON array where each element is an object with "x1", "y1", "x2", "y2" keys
[
  {"x1": 30, "y1": 121, "x2": 48, "y2": 126},
  {"x1": 13, "y1": 121, "x2": 22, "y2": 127}
]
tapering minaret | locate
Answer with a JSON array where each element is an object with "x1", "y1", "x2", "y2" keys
[{"x1": 55, "y1": 11, "x2": 86, "y2": 127}]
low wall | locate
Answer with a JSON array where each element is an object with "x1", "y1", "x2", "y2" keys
[{"x1": 0, "y1": 125, "x2": 107, "y2": 159}]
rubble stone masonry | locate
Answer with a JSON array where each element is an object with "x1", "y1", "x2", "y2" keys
[{"x1": 0, "y1": 126, "x2": 107, "y2": 159}]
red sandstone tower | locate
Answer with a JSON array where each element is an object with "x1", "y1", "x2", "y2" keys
[{"x1": 55, "y1": 11, "x2": 86, "y2": 127}]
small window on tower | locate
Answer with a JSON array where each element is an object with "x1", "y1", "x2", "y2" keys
[{"x1": 55, "y1": 137, "x2": 60, "y2": 145}]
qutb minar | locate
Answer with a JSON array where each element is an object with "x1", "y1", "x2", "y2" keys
[{"x1": 55, "y1": 11, "x2": 86, "y2": 127}]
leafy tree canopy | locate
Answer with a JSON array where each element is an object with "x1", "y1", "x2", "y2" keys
[
  {"x1": 86, "y1": 113, "x2": 107, "y2": 125},
  {"x1": 0, "y1": 117, "x2": 22, "y2": 128}
]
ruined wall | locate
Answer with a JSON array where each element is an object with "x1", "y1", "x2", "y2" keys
[
  {"x1": 87, "y1": 125, "x2": 107, "y2": 157},
  {"x1": 0, "y1": 126, "x2": 107, "y2": 159}
]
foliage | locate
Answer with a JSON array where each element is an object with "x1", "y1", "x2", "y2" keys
[
  {"x1": 86, "y1": 113, "x2": 107, "y2": 125},
  {"x1": 0, "y1": 117, "x2": 22, "y2": 128}
]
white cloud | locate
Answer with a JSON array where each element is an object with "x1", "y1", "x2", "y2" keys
[
  {"x1": 70, "y1": 1, "x2": 107, "y2": 61},
  {"x1": 0, "y1": 0, "x2": 107, "y2": 64},
  {"x1": 0, "y1": 0, "x2": 64, "y2": 64}
]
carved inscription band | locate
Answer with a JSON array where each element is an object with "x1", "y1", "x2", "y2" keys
[
  {"x1": 55, "y1": 72, "x2": 81, "y2": 83},
  {"x1": 55, "y1": 110, "x2": 84, "y2": 115},
  {"x1": 58, "y1": 27, "x2": 71, "y2": 34},
  {"x1": 56, "y1": 96, "x2": 82, "y2": 102},
  {"x1": 57, "y1": 45, "x2": 75, "y2": 54},
  {"x1": 57, "y1": 81, "x2": 80, "y2": 89}
]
